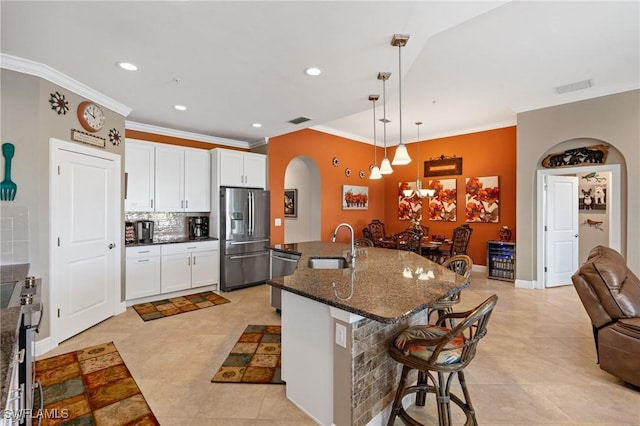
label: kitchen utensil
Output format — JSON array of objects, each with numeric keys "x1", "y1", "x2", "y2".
[{"x1": 1, "y1": 143, "x2": 17, "y2": 201}]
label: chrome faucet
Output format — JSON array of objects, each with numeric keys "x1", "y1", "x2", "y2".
[{"x1": 331, "y1": 223, "x2": 356, "y2": 263}]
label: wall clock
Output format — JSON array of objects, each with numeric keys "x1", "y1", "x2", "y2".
[{"x1": 77, "y1": 101, "x2": 106, "y2": 132}]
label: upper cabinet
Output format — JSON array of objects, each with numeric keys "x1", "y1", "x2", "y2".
[
  {"x1": 125, "y1": 140, "x2": 155, "y2": 211},
  {"x1": 125, "y1": 139, "x2": 210, "y2": 212},
  {"x1": 212, "y1": 148, "x2": 266, "y2": 189}
]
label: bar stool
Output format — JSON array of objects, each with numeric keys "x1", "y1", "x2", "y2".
[{"x1": 387, "y1": 294, "x2": 498, "y2": 426}]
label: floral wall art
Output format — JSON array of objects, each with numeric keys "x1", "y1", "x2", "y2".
[
  {"x1": 428, "y1": 179, "x2": 457, "y2": 222},
  {"x1": 465, "y1": 176, "x2": 500, "y2": 223},
  {"x1": 342, "y1": 185, "x2": 368, "y2": 210},
  {"x1": 398, "y1": 182, "x2": 422, "y2": 222}
]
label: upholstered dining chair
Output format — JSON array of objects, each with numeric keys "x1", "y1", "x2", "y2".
[
  {"x1": 427, "y1": 255, "x2": 473, "y2": 326},
  {"x1": 387, "y1": 294, "x2": 498, "y2": 426},
  {"x1": 436, "y1": 224, "x2": 473, "y2": 263}
]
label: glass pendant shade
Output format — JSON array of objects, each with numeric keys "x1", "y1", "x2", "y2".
[
  {"x1": 379, "y1": 158, "x2": 393, "y2": 174},
  {"x1": 392, "y1": 143, "x2": 411, "y2": 165},
  {"x1": 369, "y1": 166, "x2": 382, "y2": 179}
]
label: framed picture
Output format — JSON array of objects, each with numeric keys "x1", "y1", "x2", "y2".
[
  {"x1": 284, "y1": 189, "x2": 298, "y2": 217},
  {"x1": 465, "y1": 176, "x2": 499, "y2": 223},
  {"x1": 424, "y1": 156, "x2": 462, "y2": 177},
  {"x1": 398, "y1": 182, "x2": 422, "y2": 221},
  {"x1": 342, "y1": 185, "x2": 368, "y2": 210},
  {"x1": 428, "y1": 178, "x2": 457, "y2": 222}
]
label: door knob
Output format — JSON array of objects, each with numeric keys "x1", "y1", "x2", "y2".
[
  {"x1": 574, "y1": 234, "x2": 579, "y2": 238},
  {"x1": 108, "y1": 243, "x2": 116, "y2": 249}
]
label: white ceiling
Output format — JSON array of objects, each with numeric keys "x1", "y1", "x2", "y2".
[{"x1": 1, "y1": 1, "x2": 638, "y2": 146}]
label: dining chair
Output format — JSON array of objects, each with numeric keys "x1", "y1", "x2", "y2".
[
  {"x1": 387, "y1": 294, "x2": 498, "y2": 426},
  {"x1": 367, "y1": 220, "x2": 396, "y2": 248},
  {"x1": 436, "y1": 224, "x2": 473, "y2": 263},
  {"x1": 354, "y1": 238, "x2": 374, "y2": 247},
  {"x1": 427, "y1": 255, "x2": 473, "y2": 326},
  {"x1": 393, "y1": 230, "x2": 422, "y2": 253}
]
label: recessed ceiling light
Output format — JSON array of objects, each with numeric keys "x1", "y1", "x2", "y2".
[
  {"x1": 304, "y1": 67, "x2": 322, "y2": 76},
  {"x1": 117, "y1": 62, "x2": 138, "y2": 71},
  {"x1": 252, "y1": 123, "x2": 262, "y2": 128},
  {"x1": 174, "y1": 105, "x2": 187, "y2": 111}
]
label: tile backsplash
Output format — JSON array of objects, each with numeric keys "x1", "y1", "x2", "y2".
[
  {"x1": 0, "y1": 204, "x2": 29, "y2": 265},
  {"x1": 125, "y1": 212, "x2": 208, "y2": 240}
]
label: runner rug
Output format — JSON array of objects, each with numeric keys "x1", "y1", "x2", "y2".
[
  {"x1": 132, "y1": 291, "x2": 230, "y2": 321},
  {"x1": 33, "y1": 342, "x2": 159, "y2": 426},
  {"x1": 211, "y1": 325, "x2": 284, "y2": 384}
]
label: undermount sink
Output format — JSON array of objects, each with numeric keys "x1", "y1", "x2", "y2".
[{"x1": 308, "y1": 256, "x2": 350, "y2": 269}]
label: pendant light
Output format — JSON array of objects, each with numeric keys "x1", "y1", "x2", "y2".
[
  {"x1": 391, "y1": 34, "x2": 412, "y2": 166},
  {"x1": 369, "y1": 94, "x2": 382, "y2": 180},
  {"x1": 402, "y1": 122, "x2": 435, "y2": 198},
  {"x1": 378, "y1": 71, "x2": 393, "y2": 175}
]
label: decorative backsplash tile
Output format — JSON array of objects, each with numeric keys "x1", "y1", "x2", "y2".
[
  {"x1": 0, "y1": 204, "x2": 29, "y2": 265},
  {"x1": 125, "y1": 211, "x2": 208, "y2": 240}
]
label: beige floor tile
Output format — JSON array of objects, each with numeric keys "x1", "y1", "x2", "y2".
[{"x1": 36, "y1": 272, "x2": 640, "y2": 425}]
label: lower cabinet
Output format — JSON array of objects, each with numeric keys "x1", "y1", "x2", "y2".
[
  {"x1": 125, "y1": 240, "x2": 219, "y2": 302},
  {"x1": 161, "y1": 241, "x2": 219, "y2": 293},
  {"x1": 126, "y1": 246, "x2": 161, "y2": 300}
]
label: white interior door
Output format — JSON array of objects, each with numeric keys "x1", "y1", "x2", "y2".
[
  {"x1": 545, "y1": 175, "x2": 579, "y2": 287},
  {"x1": 52, "y1": 141, "x2": 120, "y2": 342}
]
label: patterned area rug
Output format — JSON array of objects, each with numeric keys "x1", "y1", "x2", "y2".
[
  {"x1": 132, "y1": 291, "x2": 230, "y2": 321},
  {"x1": 34, "y1": 342, "x2": 158, "y2": 426},
  {"x1": 212, "y1": 325, "x2": 284, "y2": 384}
]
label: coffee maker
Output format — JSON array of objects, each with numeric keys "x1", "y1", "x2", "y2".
[
  {"x1": 136, "y1": 220, "x2": 154, "y2": 243},
  {"x1": 188, "y1": 216, "x2": 209, "y2": 240}
]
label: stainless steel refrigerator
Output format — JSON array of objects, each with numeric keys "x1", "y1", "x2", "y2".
[{"x1": 220, "y1": 187, "x2": 270, "y2": 291}]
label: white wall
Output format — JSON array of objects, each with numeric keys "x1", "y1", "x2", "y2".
[{"x1": 284, "y1": 156, "x2": 321, "y2": 243}]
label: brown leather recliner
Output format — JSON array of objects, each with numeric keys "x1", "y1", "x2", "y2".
[{"x1": 571, "y1": 246, "x2": 640, "y2": 387}]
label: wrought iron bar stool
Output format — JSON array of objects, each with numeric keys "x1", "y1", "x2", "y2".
[
  {"x1": 387, "y1": 294, "x2": 498, "y2": 426},
  {"x1": 427, "y1": 255, "x2": 473, "y2": 327}
]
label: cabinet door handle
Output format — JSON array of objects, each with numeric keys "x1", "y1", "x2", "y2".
[
  {"x1": 181, "y1": 200, "x2": 184, "y2": 208},
  {"x1": 151, "y1": 199, "x2": 154, "y2": 209},
  {"x1": 138, "y1": 259, "x2": 150, "y2": 263},
  {"x1": 188, "y1": 257, "x2": 191, "y2": 266},
  {"x1": 186, "y1": 200, "x2": 189, "y2": 209},
  {"x1": 193, "y1": 256, "x2": 196, "y2": 265}
]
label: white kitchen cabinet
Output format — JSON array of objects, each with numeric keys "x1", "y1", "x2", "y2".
[
  {"x1": 155, "y1": 145, "x2": 210, "y2": 212},
  {"x1": 125, "y1": 139, "x2": 155, "y2": 211},
  {"x1": 161, "y1": 241, "x2": 219, "y2": 293},
  {"x1": 212, "y1": 148, "x2": 266, "y2": 189},
  {"x1": 125, "y1": 245, "x2": 161, "y2": 299}
]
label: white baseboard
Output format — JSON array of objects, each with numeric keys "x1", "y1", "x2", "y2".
[
  {"x1": 515, "y1": 279, "x2": 536, "y2": 289},
  {"x1": 35, "y1": 336, "x2": 56, "y2": 357},
  {"x1": 124, "y1": 285, "x2": 217, "y2": 307}
]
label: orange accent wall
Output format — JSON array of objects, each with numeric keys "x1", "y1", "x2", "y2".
[
  {"x1": 381, "y1": 126, "x2": 517, "y2": 265},
  {"x1": 269, "y1": 126, "x2": 516, "y2": 266},
  {"x1": 268, "y1": 129, "x2": 386, "y2": 244},
  {"x1": 125, "y1": 129, "x2": 249, "y2": 151}
]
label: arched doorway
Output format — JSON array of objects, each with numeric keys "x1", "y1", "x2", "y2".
[
  {"x1": 535, "y1": 139, "x2": 625, "y2": 288},
  {"x1": 284, "y1": 156, "x2": 321, "y2": 243}
]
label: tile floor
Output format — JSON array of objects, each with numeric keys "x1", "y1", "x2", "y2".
[{"x1": 39, "y1": 273, "x2": 640, "y2": 425}]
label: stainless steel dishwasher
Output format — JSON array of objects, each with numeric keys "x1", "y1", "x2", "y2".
[{"x1": 270, "y1": 249, "x2": 301, "y2": 311}]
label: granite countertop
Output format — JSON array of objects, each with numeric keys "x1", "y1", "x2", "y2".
[
  {"x1": 125, "y1": 236, "x2": 219, "y2": 247},
  {"x1": 267, "y1": 242, "x2": 469, "y2": 323},
  {"x1": 1, "y1": 263, "x2": 30, "y2": 411}
]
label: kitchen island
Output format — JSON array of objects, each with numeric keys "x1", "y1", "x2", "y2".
[{"x1": 267, "y1": 242, "x2": 469, "y2": 426}]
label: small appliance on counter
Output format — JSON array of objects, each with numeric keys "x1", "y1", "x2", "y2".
[
  {"x1": 136, "y1": 220, "x2": 154, "y2": 243},
  {"x1": 188, "y1": 216, "x2": 209, "y2": 240}
]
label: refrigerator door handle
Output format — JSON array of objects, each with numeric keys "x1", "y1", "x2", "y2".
[
  {"x1": 249, "y1": 191, "x2": 254, "y2": 235},
  {"x1": 229, "y1": 239, "x2": 270, "y2": 245},
  {"x1": 230, "y1": 253, "x2": 269, "y2": 260}
]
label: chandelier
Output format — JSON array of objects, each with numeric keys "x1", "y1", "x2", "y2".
[
  {"x1": 391, "y1": 34, "x2": 412, "y2": 166},
  {"x1": 403, "y1": 122, "x2": 435, "y2": 198}
]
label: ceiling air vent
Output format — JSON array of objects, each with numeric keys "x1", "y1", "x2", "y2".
[
  {"x1": 288, "y1": 116, "x2": 312, "y2": 125},
  {"x1": 554, "y1": 79, "x2": 592, "y2": 94}
]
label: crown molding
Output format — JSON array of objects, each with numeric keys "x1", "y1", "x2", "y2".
[
  {"x1": 125, "y1": 121, "x2": 251, "y2": 149},
  {"x1": 1, "y1": 53, "x2": 132, "y2": 117},
  {"x1": 311, "y1": 125, "x2": 373, "y2": 145}
]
